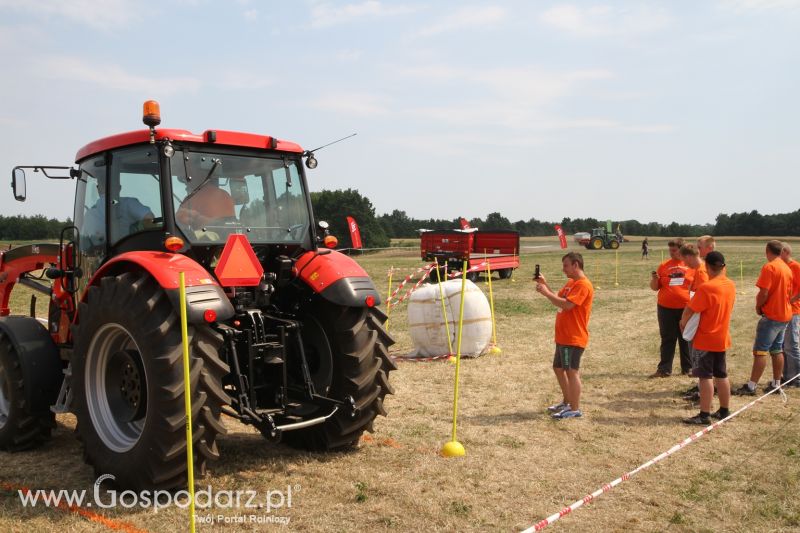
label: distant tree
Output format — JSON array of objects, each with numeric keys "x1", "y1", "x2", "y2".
[
  {"x1": 484, "y1": 212, "x2": 512, "y2": 230},
  {"x1": 311, "y1": 189, "x2": 389, "y2": 248}
]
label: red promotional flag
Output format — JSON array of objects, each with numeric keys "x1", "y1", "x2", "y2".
[
  {"x1": 346, "y1": 216, "x2": 363, "y2": 249},
  {"x1": 555, "y1": 224, "x2": 567, "y2": 249},
  {"x1": 459, "y1": 217, "x2": 471, "y2": 230}
]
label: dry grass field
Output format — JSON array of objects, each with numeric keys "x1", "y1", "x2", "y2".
[{"x1": 1, "y1": 236, "x2": 799, "y2": 532}]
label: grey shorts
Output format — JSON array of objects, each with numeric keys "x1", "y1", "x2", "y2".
[{"x1": 553, "y1": 344, "x2": 584, "y2": 370}]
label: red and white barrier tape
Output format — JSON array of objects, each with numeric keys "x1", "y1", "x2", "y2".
[
  {"x1": 521, "y1": 372, "x2": 800, "y2": 532},
  {"x1": 387, "y1": 264, "x2": 433, "y2": 303},
  {"x1": 391, "y1": 268, "x2": 433, "y2": 305}
]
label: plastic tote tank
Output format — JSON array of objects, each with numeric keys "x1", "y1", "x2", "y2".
[{"x1": 407, "y1": 279, "x2": 492, "y2": 357}]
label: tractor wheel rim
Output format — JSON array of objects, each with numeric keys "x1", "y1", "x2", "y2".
[
  {"x1": 86, "y1": 323, "x2": 147, "y2": 453},
  {"x1": 0, "y1": 365, "x2": 9, "y2": 428}
]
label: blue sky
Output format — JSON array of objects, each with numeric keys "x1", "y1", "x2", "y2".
[{"x1": 1, "y1": 0, "x2": 798, "y2": 225}]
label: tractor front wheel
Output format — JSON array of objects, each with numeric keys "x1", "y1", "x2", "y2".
[
  {"x1": 609, "y1": 240, "x2": 620, "y2": 250},
  {"x1": 282, "y1": 302, "x2": 395, "y2": 450},
  {"x1": 0, "y1": 333, "x2": 56, "y2": 450},
  {"x1": 72, "y1": 272, "x2": 229, "y2": 490}
]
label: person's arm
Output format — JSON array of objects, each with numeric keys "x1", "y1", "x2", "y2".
[
  {"x1": 755, "y1": 287, "x2": 769, "y2": 315},
  {"x1": 679, "y1": 307, "x2": 695, "y2": 331},
  {"x1": 536, "y1": 283, "x2": 576, "y2": 310}
]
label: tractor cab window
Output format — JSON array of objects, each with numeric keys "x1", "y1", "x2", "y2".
[
  {"x1": 108, "y1": 147, "x2": 163, "y2": 245},
  {"x1": 75, "y1": 155, "x2": 108, "y2": 275},
  {"x1": 171, "y1": 151, "x2": 311, "y2": 244}
]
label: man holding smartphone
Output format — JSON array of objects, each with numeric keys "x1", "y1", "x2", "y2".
[{"x1": 534, "y1": 252, "x2": 595, "y2": 419}]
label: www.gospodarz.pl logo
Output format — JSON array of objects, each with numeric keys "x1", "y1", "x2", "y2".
[{"x1": 17, "y1": 474, "x2": 298, "y2": 513}]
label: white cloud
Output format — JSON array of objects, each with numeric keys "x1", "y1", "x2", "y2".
[
  {"x1": 311, "y1": 92, "x2": 392, "y2": 116},
  {"x1": 335, "y1": 48, "x2": 364, "y2": 62},
  {"x1": 0, "y1": 0, "x2": 141, "y2": 30},
  {"x1": 540, "y1": 4, "x2": 671, "y2": 37},
  {"x1": 718, "y1": 0, "x2": 800, "y2": 11},
  {"x1": 309, "y1": 1, "x2": 417, "y2": 28},
  {"x1": 36, "y1": 56, "x2": 200, "y2": 95},
  {"x1": 214, "y1": 69, "x2": 272, "y2": 90},
  {"x1": 414, "y1": 6, "x2": 506, "y2": 37},
  {"x1": 243, "y1": 9, "x2": 258, "y2": 21}
]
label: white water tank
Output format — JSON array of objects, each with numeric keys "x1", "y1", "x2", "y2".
[{"x1": 407, "y1": 279, "x2": 492, "y2": 358}]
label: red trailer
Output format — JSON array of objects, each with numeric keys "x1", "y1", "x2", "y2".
[{"x1": 420, "y1": 229, "x2": 520, "y2": 281}]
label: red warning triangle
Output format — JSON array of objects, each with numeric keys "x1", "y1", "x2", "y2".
[{"x1": 214, "y1": 234, "x2": 264, "y2": 287}]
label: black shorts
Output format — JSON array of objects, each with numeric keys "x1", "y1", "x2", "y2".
[
  {"x1": 553, "y1": 344, "x2": 584, "y2": 370},
  {"x1": 694, "y1": 349, "x2": 727, "y2": 379}
]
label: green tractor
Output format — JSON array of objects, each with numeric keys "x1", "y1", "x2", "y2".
[{"x1": 585, "y1": 227, "x2": 623, "y2": 250}]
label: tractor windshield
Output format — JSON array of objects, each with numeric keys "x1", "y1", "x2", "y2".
[{"x1": 171, "y1": 151, "x2": 311, "y2": 244}]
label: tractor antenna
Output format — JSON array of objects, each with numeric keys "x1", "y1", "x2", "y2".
[{"x1": 303, "y1": 133, "x2": 357, "y2": 169}]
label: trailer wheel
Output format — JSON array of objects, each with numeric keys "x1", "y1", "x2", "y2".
[
  {"x1": 467, "y1": 271, "x2": 480, "y2": 282},
  {"x1": 498, "y1": 268, "x2": 513, "y2": 280},
  {"x1": 72, "y1": 272, "x2": 229, "y2": 490},
  {"x1": 0, "y1": 332, "x2": 56, "y2": 451},
  {"x1": 282, "y1": 303, "x2": 395, "y2": 450}
]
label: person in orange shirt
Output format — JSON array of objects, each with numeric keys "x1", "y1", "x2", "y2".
[
  {"x1": 176, "y1": 177, "x2": 236, "y2": 231},
  {"x1": 697, "y1": 235, "x2": 716, "y2": 261},
  {"x1": 734, "y1": 240, "x2": 793, "y2": 395},
  {"x1": 535, "y1": 252, "x2": 594, "y2": 420},
  {"x1": 680, "y1": 244, "x2": 708, "y2": 292},
  {"x1": 780, "y1": 243, "x2": 800, "y2": 387},
  {"x1": 679, "y1": 252, "x2": 735, "y2": 424},
  {"x1": 649, "y1": 238, "x2": 694, "y2": 377}
]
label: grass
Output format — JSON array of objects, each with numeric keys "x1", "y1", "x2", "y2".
[{"x1": 1, "y1": 236, "x2": 799, "y2": 531}]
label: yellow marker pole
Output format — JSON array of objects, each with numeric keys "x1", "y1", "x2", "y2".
[
  {"x1": 614, "y1": 249, "x2": 619, "y2": 287},
  {"x1": 441, "y1": 260, "x2": 468, "y2": 458},
  {"x1": 434, "y1": 259, "x2": 454, "y2": 358},
  {"x1": 485, "y1": 253, "x2": 501, "y2": 355},
  {"x1": 179, "y1": 272, "x2": 196, "y2": 533},
  {"x1": 740, "y1": 260, "x2": 744, "y2": 285},
  {"x1": 385, "y1": 267, "x2": 393, "y2": 332}
]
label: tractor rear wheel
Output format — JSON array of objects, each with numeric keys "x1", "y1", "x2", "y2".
[
  {"x1": 72, "y1": 272, "x2": 229, "y2": 490},
  {"x1": 590, "y1": 237, "x2": 604, "y2": 250},
  {"x1": 282, "y1": 302, "x2": 395, "y2": 450},
  {"x1": 0, "y1": 332, "x2": 56, "y2": 451}
]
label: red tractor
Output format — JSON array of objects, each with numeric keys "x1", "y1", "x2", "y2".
[{"x1": 0, "y1": 101, "x2": 394, "y2": 489}]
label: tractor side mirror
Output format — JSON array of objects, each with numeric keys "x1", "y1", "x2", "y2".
[{"x1": 12, "y1": 168, "x2": 26, "y2": 201}]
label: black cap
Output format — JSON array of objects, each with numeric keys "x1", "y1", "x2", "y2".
[{"x1": 706, "y1": 251, "x2": 725, "y2": 267}]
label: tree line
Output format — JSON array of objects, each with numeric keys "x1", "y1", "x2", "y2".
[
  {"x1": 0, "y1": 215, "x2": 72, "y2": 241},
  {"x1": 3, "y1": 190, "x2": 799, "y2": 246}
]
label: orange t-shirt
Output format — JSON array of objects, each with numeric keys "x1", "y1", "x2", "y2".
[
  {"x1": 555, "y1": 277, "x2": 594, "y2": 348},
  {"x1": 756, "y1": 258, "x2": 792, "y2": 322},
  {"x1": 177, "y1": 186, "x2": 235, "y2": 226},
  {"x1": 688, "y1": 275, "x2": 736, "y2": 351},
  {"x1": 690, "y1": 261, "x2": 708, "y2": 292},
  {"x1": 786, "y1": 260, "x2": 800, "y2": 315},
  {"x1": 656, "y1": 259, "x2": 693, "y2": 309}
]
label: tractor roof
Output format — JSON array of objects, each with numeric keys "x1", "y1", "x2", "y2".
[{"x1": 75, "y1": 128, "x2": 304, "y2": 162}]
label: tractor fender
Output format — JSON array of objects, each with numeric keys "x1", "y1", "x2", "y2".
[
  {"x1": 0, "y1": 316, "x2": 63, "y2": 414},
  {"x1": 295, "y1": 250, "x2": 381, "y2": 307},
  {"x1": 85, "y1": 252, "x2": 234, "y2": 324}
]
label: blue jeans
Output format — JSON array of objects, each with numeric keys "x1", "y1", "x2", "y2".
[
  {"x1": 753, "y1": 316, "x2": 789, "y2": 355},
  {"x1": 783, "y1": 314, "x2": 800, "y2": 382}
]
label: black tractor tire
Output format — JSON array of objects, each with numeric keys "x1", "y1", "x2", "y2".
[
  {"x1": 498, "y1": 268, "x2": 513, "y2": 280},
  {"x1": 282, "y1": 302, "x2": 395, "y2": 450},
  {"x1": 609, "y1": 239, "x2": 620, "y2": 250},
  {"x1": 590, "y1": 237, "x2": 604, "y2": 250},
  {"x1": 71, "y1": 272, "x2": 229, "y2": 490},
  {"x1": 0, "y1": 332, "x2": 56, "y2": 451}
]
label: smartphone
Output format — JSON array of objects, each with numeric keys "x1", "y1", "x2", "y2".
[{"x1": 533, "y1": 264, "x2": 541, "y2": 280}]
